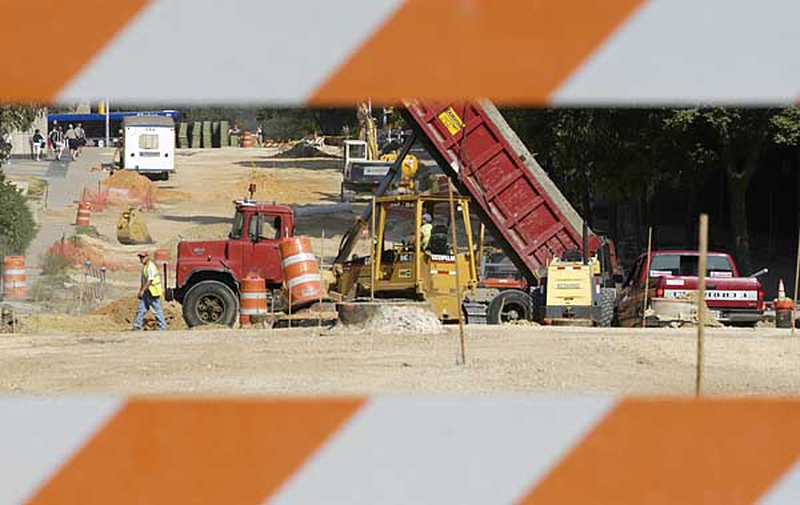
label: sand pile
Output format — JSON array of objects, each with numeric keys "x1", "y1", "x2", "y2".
[
  {"x1": 337, "y1": 302, "x2": 445, "y2": 335},
  {"x1": 269, "y1": 141, "x2": 337, "y2": 159},
  {"x1": 105, "y1": 171, "x2": 156, "y2": 207},
  {"x1": 161, "y1": 222, "x2": 232, "y2": 254},
  {"x1": 92, "y1": 296, "x2": 187, "y2": 330}
]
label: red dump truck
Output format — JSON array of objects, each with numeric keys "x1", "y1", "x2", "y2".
[{"x1": 615, "y1": 250, "x2": 765, "y2": 326}]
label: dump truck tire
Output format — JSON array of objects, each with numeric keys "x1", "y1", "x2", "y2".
[
  {"x1": 487, "y1": 290, "x2": 532, "y2": 324},
  {"x1": 182, "y1": 280, "x2": 239, "y2": 327},
  {"x1": 596, "y1": 287, "x2": 616, "y2": 327}
]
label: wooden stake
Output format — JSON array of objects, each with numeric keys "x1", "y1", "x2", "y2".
[
  {"x1": 793, "y1": 228, "x2": 800, "y2": 338},
  {"x1": 641, "y1": 226, "x2": 653, "y2": 328},
  {"x1": 370, "y1": 197, "x2": 376, "y2": 300},
  {"x1": 448, "y1": 183, "x2": 467, "y2": 365},
  {"x1": 696, "y1": 214, "x2": 709, "y2": 397}
]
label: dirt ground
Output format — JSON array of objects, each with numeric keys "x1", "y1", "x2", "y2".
[
  {"x1": 2, "y1": 325, "x2": 800, "y2": 396},
  {"x1": 7, "y1": 147, "x2": 800, "y2": 397}
]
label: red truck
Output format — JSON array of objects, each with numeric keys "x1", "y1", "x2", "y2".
[
  {"x1": 170, "y1": 200, "x2": 294, "y2": 327},
  {"x1": 615, "y1": 250, "x2": 765, "y2": 327}
]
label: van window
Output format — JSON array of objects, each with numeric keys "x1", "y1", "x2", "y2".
[{"x1": 139, "y1": 134, "x2": 159, "y2": 150}]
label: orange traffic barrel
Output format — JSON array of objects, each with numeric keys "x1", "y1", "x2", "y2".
[
  {"x1": 153, "y1": 249, "x2": 170, "y2": 267},
  {"x1": 75, "y1": 201, "x2": 91, "y2": 226},
  {"x1": 239, "y1": 276, "x2": 268, "y2": 325},
  {"x1": 775, "y1": 299, "x2": 795, "y2": 329},
  {"x1": 241, "y1": 131, "x2": 254, "y2": 148},
  {"x1": 280, "y1": 236, "x2": 324, "y2": 309},
  {"x1": 2, "y1": 256, "x2": 26, "y2": 299}
]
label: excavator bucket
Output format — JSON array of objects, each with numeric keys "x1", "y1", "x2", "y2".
[{"x1": 117, "y1": 206, "x2": 153, "y2": 245}]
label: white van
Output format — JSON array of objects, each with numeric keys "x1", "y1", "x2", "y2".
[{"x1": 123, "y1": 115, "x2": 175, "y2": 180}]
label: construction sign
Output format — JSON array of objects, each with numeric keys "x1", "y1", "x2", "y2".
[
  {"x1": 3, "y1": 397, "x2": 800, "y2": 504},
  {"x1": 3, "y1": 0, "x2": 800, "y2": 105}
]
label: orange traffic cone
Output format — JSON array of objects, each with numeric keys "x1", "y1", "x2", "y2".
[{"x1": 778, "y1": 279, "x2": 787, "y2": 300}]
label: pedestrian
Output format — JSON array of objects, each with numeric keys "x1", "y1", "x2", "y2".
[
  {"x1": 1, "y1": 132, "x2": 12, "y2": 165},
  {"x1": 255, "y1": 125, "x2": 263, "y2": 147},
  {"x1": 75, "y1": 122, "x2": 86, "y2": 157},
  {"x1": 49, "y1": 126, "x2": 65, "y2": 160},
  {"x1": 64, "y1": 123, "x2": 78, "y2": 161},
  {"x1": 31, "y1": 129, "x2": 44, "y2": 161},
  {"x1": 133, "y1": 251, "x2": 167, "y2": 331}
]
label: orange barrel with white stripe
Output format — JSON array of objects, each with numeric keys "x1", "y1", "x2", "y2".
[
  {"x1": 75, "y1": 201, "x2": 91, "y2": 226},
  {"x1": 2, "y1": 256, "x2": 26, "y2": 299},
  {"x1": 239, "y1": 276, "x2": 268, "y2": 325},
  {"x1": 241, "y1": 131, "x2": 254, "y2": 148},
  {"x1": 153, "y1": 249, "x2": 170, "y2": 267},
  {"x1": 280, "y1": 236, "x2": 324, "y2": 309}
]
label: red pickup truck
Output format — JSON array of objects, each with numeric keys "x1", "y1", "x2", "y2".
[{"x1": 616, "y1": 250, "x2": 765, "y2": 327}]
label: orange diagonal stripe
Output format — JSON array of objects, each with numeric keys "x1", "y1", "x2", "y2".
[
  {"x1": 28, "y1": 398, "x2": 364, "y2": 505},
  {"x1": 310, "y1": 0, "x2": 645, "y2": 105},
  {"x1": 519, "y1": 399, "x2": 800, "y2": 504},
  {"x1": 1, "y1": 0, "x2": 150, "y2": 103}
]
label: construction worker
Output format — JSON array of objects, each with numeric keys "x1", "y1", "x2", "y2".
[
  {"x1": 420, "y1": 213, "x2": 433, "y2": 250},
  {"x1": 133, "y1": 251, "x2": 167, "y2": 331}
]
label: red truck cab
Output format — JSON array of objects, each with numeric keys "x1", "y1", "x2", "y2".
[
  {"x1": 172, "y1": 200, "x2": 294, "y2": 326},
  {"x1": 616, "y1": 250, "x2": 764, "y2": 327}
]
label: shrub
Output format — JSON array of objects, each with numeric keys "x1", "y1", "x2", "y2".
[{"x1": 0, "y1": 174, "x2": 37, "y2": 257}]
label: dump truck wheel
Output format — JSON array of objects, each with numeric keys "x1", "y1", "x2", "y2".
[
  {"x1": 596, "y1": 287, "x2": 616, "y2": 327},
  {"x1": 487, "y1": 290, "x2": 532, "y2": 324},
  {"x1": 182, "y1": 280, "x2": 238, "y2": 327}
]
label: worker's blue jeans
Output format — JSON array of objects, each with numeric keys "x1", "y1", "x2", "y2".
[{"x1": 133, "y1": 292, "x2": 167, "y2": 330}]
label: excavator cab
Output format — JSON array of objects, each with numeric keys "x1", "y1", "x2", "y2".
[{"x1": 334, "y1": 194, "x2": 478, "y2": 322}]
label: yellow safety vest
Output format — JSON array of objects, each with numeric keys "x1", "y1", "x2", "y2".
[
  {"x1": 420, "y1": 223, "x2": 433, "y2": 250},
  {"x1": 142, "y1": 260, "x2": 163, "y2": 297}
]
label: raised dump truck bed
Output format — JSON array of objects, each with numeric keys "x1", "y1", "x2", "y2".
[{"x1": 402, "y1": 100, "x2": 589, "y2": 283}]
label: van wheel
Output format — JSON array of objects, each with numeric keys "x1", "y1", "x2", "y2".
[
  {"x1": 596, "y1": 288, "x2": 616, "y2": 327},
  {"x1": 487, "y1": 290, "x2": 532, "y2": 324},
  {"x1": 182, "y1": 280, "x2": 239, "y2": 327}
]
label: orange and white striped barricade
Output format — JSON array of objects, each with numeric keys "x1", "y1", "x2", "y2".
[
  {"x1": 239, "y1": 276, "x2": 268, "y2": 326},
  {"x1": 280, "y1": 237, "x2": 324, "y2": 310},
  {"x1": 2, "y1": 256, "x2": 26, "y2": 299}
]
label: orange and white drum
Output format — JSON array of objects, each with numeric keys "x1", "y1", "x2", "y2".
[
  {"x1": 2, "y1": 256, "x2": 26, "y2": 299},
  {"x1": 280, "y1": 237, "x2": 324, "y2": 309},
  {"x1": 153, "y1": 249, "x2": 170, "y2": 267},
  {"x1": 75, "y1": 201, "x2": 91, "y2": 226},
  {"x1": 240, "y1": 131, "x2": 254, "y2": 148},
  {"x1": 239, "y1": 276, "x2": 268, "y2": 325}
]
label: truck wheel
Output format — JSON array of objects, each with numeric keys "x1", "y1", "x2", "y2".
[
  {"x1": 487, "y1": 290, "x2": 532, "y2": 324},
  {"x1": 182, "y1": 280, "x2": 239, "y2": 327},
  {"x1": 596, "y1": 287, "x2": 616, "y2": 327}
]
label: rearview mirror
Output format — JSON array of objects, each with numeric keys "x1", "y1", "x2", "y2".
[{"x1": 749, "y1": 267, "x2": 769, "y2": 278}]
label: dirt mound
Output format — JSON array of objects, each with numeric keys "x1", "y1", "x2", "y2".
[
  {"x1": 92, "y1": 296, "x2": 187, "y2": 330},
  {"x1": 105, "y1": 171, "x2": 157, "y2": 207},
  {"x1": 269, "y1": 141, "x2": 338, "y2": 159},
  {"x1": 337, "y1": 302, "x2": 445, "y2": 335},
  {"x1": 161, "y1": 222, "x2": 232, "y2": 255}
]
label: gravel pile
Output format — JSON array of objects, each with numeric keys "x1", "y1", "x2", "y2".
[{"x1": 339, "y1": 302, "x2": 445, "y2": 335}]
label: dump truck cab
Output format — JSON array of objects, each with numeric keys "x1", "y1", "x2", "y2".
[{"x1": 172, "y1": 200, "x2": 294, "y2": 327}]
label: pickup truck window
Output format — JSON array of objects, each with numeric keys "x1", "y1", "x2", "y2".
[{"x1": 650, "y1": 254, "x2": 733, "y2": 277}]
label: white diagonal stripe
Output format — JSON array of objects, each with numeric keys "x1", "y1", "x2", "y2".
[
  {"x1": 270, "y1": 396, "x2": 615, "y2": 505},
  {"x1": 58, "y1": 0, "x2": 403, "y2": 104},
  {"x1": 0, "y1": 397, "x2": 123, "y2": 504},
  {"x1": 554, "y1": 0, "x2": 800, "y2": 105},
  {"x1": 760, "y1": 458, "x2": 800, "y2": 505}
]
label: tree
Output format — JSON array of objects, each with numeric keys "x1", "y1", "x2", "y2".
[
  {"x1": 0, "y1": 106, "x2": 40, "y2": 166},
  {"x1": 667, "y1": 107, "x2": 800, "y2": 273},
  {"x1": 0, "y1": 106, "x2": 41, "y2": 256}
]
